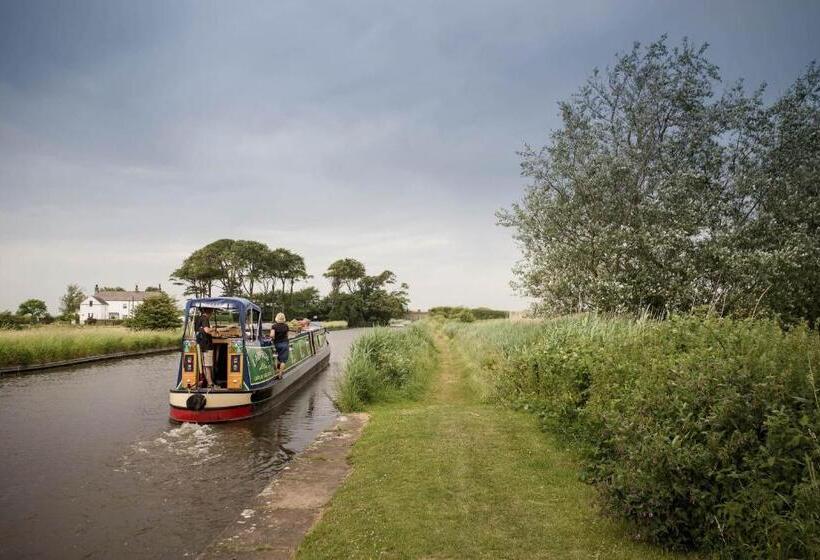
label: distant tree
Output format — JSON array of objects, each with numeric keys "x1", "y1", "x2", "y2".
[
  {"x1": 322, "y1": 262, "x2": 409, "y2": 326},
  {"x1": 59, "y1": 284, "x2": 85, "y2": 321},
  {"x1": 100, "y1": 286, "x2": 126, "y2": 292},
  {"x1": 172, "y1": 240, "x2": 309, "y2": 302},
  {"x1": 144, "y1": 286, "x2": 161, "y2": 292},
  {"x1": 17, "y1": 299, "x2": 49, "y2": 322},
  {"x1": 129, "y1": 293, "x2": 182, "y2": 330},
  {"x1": 324, "y1": 258, "x2": 366, "y2": 293}
]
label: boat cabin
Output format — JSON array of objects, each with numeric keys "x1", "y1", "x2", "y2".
[{"x1": 176, "y1": 297, "x2": 328, "y2": 391}]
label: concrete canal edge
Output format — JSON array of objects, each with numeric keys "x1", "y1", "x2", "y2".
[
  {"x1": 0, "y1": 346, "x2": 177, "y2": 375},
  {"x1": 198, "y1": 412, "x2": 370, "y2": 560}
]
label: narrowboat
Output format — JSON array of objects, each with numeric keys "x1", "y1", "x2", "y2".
[{"x1": 169, "y1": 297, "x2": 331, "y2": 423}]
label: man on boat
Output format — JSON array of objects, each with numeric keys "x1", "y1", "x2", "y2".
[{"x1": 195, "y1": 308, "x2": 218, "y2": 388}]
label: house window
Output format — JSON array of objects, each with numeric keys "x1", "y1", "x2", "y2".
[
  {"x1": 123, "y1": 304, "x2": 127, "y2": 309},
  {"x1": 89, "y1": 300, "x2": 93, "y2": 307}
]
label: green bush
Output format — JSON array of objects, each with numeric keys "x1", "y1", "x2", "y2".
[
  {"x1": 336, "y1": 324, "x2": 437, "y2": 411},
  {"x1": 129, "y1": 293, "x2": 182, "y2": 330},
  {"x1": 449, "y1": 315, "x2": 820, "y2": 558}
]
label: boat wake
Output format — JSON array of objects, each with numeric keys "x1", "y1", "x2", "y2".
[{"x1": 117, "y1": 423, "x2": 222, "y2": 475}]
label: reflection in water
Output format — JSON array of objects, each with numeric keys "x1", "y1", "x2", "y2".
[{"x1": 0, "y1": 329, "x2": 364, "y2": 560}]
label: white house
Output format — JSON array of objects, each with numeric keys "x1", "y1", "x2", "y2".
[{"x1": 79, "y1": 287, "x2": 154, "y2": 323}]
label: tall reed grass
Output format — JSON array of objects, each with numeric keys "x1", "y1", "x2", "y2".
[
  {"x1": 446, "y1": 314, "x2": 820, "y2": 558},
  {"x1": 336, "y1": 324, "x2": 437, "y2": 411},
  {"x1": 0, "y1": 326, "x2": 179, "y2": 367}
]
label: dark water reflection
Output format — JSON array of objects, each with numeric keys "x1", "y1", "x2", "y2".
[{"x1": 0, "y1": 329, "x2": 365, "y2": 560}]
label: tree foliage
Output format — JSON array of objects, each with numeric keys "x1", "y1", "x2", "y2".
[
  {"x1": 17, "y1": 299, "x2": 49, "y2": 323},
  {"x1": 499, "y1": 37, "x2": 819, "y2": 325},
  {"x1": 128, "y1": 292, "x2": 182, "y2": 330},
  {"x1": 58, "y1": 284, "x2": 85, "y2": 321},
  {"x1": 171, "y1": 240, "x2": 308, "y2": 304},
  {"x1": 324, "y1": 258, "x2": 366, "y2": 293},
  {"x1": 324, "y1": 262, "x2": 409, "y2": 326}
]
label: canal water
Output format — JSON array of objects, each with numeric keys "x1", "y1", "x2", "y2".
[{"x1": 0, "y1": 329, "x2": 365, "y2": 560}]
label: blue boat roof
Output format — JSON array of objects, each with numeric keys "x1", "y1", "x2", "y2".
[{"x1": 184, "y1": 297, "x2": 260, "y2": 313}]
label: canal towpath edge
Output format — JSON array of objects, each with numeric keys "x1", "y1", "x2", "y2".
[{"x1": 197, "y1": 412, "x2": 370, "y2": 560}]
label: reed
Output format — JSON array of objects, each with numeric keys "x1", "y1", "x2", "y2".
[
  {"x1": 446, "y1": 314, "x2": 820, "y2": 558},
  {"x1": 0, "y1": 325, "x2": 179, "y2": 367},
  {"x1": 336, "y1": 323, "x2": 437, "y2": 411}
]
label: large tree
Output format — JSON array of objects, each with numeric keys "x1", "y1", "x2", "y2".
[{"x1": 499, "y1": 37, "x2": 819, "y2": 324}]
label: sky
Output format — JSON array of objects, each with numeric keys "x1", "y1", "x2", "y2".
[{"x1": 0, "y1": 1, "x2": 818, "y2": 314}]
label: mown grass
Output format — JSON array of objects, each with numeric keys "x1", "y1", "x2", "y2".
[
  {"x1": 0, "y1": 325, "x2": 179, "y2": 367},
  {"x1": 299, "y1": 329, "x2": 694, "y2": 559},
  {"x1": 335, "y1": 324, "x2": 437, "y2": 411},
  {"x1": 445, "y1": 315, "x2": 820, "y2": 558}
]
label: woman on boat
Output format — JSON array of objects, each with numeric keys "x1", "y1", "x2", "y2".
[{"x1": 272, "y1": 312, "x2": 290, "y2": 376}]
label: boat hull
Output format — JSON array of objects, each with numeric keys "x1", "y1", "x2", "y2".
[{"x1": 169, "y1": 345, "x2": 330, "y2": 423}]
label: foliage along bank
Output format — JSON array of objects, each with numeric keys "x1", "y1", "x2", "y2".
[{"x1": 445, "y1": 315, "x2": 820, "y2": 558}]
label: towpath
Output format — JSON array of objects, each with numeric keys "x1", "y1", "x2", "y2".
[{"x1": 296, "y1": 333, "x2": 697, "y2": 559}]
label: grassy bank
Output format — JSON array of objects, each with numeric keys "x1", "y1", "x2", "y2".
[
  {"x1": 0, "y1": 326, "x2": 179, "y2": 367},
  {"x1": 445, "y1": 315, "x2": 820, "y2": 558},
  {"x1": 299, "y1": 326, "x2": 693, "y2": 559},
  {"x1": 335, "y1": 324, "x2": 437, "y2": 411}
]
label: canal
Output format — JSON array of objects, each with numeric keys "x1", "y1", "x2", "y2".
[{"x1": 0, "y1": 329, "x2": 365, "y2": 560}]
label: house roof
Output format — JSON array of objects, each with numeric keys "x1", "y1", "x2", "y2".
[{"x1": 94, "y1": 290, "x2": 154, "y2": 303}]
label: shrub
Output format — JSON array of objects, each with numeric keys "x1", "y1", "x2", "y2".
[
  {"x1": 129, "y1": 293, "x2": 182, "y2": 330},
  {"x1": 0, "y1": 311, "x2": 30, "y2": 330},
  {"x1": 336, "y1": 324, "x2": 437, "y2": 411},
  {"x1": 449, "y1": 315, "x2": 820, "y2": 558}
]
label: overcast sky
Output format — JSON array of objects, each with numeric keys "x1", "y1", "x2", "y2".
[{"x1": 0, "y1": 1, "x2": 818, "y2": 313}]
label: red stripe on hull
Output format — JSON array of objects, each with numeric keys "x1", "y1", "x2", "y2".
[{"x1": 169, "y1": 404, "x2": 254, "y2": 423}]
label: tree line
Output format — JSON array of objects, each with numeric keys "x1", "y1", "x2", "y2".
[
  {"x1": 171, "y1": 239, "x2": 409, "y2": 327},
  {"x1": 499, "y1": 36, "x2": 819, "y2": 325}
]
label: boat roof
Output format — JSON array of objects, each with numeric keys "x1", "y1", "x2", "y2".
[{"x1": 184, "y1": 297, "x2": 261, "y2": 313}]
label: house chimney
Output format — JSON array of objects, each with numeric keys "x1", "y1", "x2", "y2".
[
  {"x1": 95, "y1": 284, "x2": 99, "y2": 293},
  {"x1": 135, "y1": 284, "x2": 139, "y2": 292}
]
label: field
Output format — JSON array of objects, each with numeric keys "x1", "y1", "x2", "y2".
[{"x1": 0, "y1": 326, "x2": 179, "y2": 367}]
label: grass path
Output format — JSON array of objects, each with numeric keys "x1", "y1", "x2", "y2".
[{"x1": 297, "y1": 333, "x2": 696, "y2": 559}]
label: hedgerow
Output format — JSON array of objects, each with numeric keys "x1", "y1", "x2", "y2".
[{"x1": 448, "y1": 315, "x2": 820, "y2": 558}]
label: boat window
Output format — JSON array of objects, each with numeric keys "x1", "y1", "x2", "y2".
[{"x1": 184, "y1": 306, "x2": 242, "y2": 339}]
